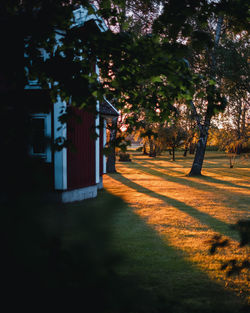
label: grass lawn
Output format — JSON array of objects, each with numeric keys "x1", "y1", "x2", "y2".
[{"x1": 101, "y1": 150, "x2": 250, "y2": 312}]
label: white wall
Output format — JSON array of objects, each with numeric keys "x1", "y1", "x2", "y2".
[
  {"x1": 54, "y1": 96, "x2": 67, "y2": 190},
  {"x1": 95, "y1": 101, "x2": 100, "y2": 184}
]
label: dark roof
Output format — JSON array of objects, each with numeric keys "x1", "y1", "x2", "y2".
[{"x1": 99, "y1": 98, "x2": 119, "y2": 117}]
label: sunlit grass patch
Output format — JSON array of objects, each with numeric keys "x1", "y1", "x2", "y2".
[
  {"x1": 109, "y1": 193, "x2": 246, "y2": 312},
  {"x1": 104, "y1": 150, "x2": 250, "y2": 308}
]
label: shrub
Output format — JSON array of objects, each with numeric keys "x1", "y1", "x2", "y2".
[{"x1": 119, "y1": 152, "x2": 131, "y2": 162}]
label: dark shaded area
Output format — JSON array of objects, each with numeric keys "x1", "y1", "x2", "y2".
[
  {"x1": 99, "y1": 98, "x2": 119, "y2": 118},
  {"x1": 0, "y1": 124, "x2": 172, "y2": 313},
  {"x1": 209, "y1": 221, "x2": 250, "y2": 277},
  {"x1": 23, "y1": 89, "x2": 52, "y2": 113},
  {"x1": 0, "y1": 193, "x2": 164, "y2": 312}
]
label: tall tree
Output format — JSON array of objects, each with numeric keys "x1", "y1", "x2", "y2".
[
  {"x1": 188, "y1": 15, "x2": 226, "y2": 176},
  {"x1": 152, "y1": 0, "x2": 249, "y2": 176}
]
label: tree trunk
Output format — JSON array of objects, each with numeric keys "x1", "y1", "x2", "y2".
[
  {"x1": 241, "y1": 102, "x2": 247, "y2": 136},
  {"x1": 106, "y1": 117, "x2": 118, "y2": 173},
  {"x1": 188, "y1": 16, "x2": 223, "y2": 176},
  {"x1": 142, "y1": 143, "x2": 147, "y2": 155},
  {"x1": 149, "y1": 137, "x2": 154, "y2": 157},
  {"x1": 189, "y1": 143, "x2": 196, "y2": 154},
  {"x1": 229, "y1": 155, "x2": 234, "y2": 168},
  {"x1": 183, "y1": 143, "x2": 188, "y2": 156},
  {"x1": 188, "y1": 125, "x2": 209, "y2": 176},
  {"x1": 172, "y1": 147, "x2": 175, "y2": 161},
  {"x1": 236, "y1": 99, "x2": 242, "y2": 140}
]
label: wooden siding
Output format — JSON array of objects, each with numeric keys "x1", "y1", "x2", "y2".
[{"x1": 67, "y1": 108, "x2": 96, "y2": 190}]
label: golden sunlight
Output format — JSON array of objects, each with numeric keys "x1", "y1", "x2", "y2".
[{"x1": 104, "y1": 151, "x2": 250, "y2": 302}]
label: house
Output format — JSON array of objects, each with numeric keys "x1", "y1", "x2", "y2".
[{"x1": 24, "y1": 5, "x2": 119, "y2": 203}]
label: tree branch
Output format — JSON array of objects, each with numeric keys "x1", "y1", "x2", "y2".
[{"x1": 211, "y1": 16, "x2": 223, "y2": 75}]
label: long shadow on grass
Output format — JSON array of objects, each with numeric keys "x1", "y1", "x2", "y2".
[
  {"x1": 104, "y1": 188, "x2": 249, "y2": 313},
  {"x1": 109, "y1": 173, "x2": 240, "y2": 242},
  {"x1": 142, "y1": 157, "x2": 250, "y2": 179},
  {"x1": 129, "y1": 159, "x2": 250, "y2": 192},
  {"x1": 133, "y1": 154, "x2": 250, "y2": 178},
  {"x1": 202, "y1": 167, "x2": 250, "y2": 181},
  {"x1": 134, "y1": 156, "x2": 194, "y2": 167}
]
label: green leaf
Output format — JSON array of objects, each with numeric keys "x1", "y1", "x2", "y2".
[
  {"x1": 92, "y1": 90, "x2": 98, "y2": 97},
  {"x1": 209, "y1": 79, "x2": 216, "y2": 86},
  {"x1": 88, "y1": 7, "x2": 95, "y2": 15},
  {"x1": 196, "y1": 91, "x2": 205, "y2": 98},
  {"x1": 151, "y1": 76, "x2": 162, "y2": 83}
]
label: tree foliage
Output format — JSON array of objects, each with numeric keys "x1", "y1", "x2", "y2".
[
  {"x1": 151, "y1": 0, "x2": 249, "y2": 175},
  {"x1": 1, "y1": 0, "x2": 249, "y2": 309},
  {"x1": 96, "y1": 0, "x2": 249, "y2": 175}
]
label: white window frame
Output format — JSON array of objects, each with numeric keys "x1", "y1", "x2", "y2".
[{"x1": 30, "y1": 113, "x2": 52, "y2": 163}]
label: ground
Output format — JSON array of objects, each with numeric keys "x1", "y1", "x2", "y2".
[{"x1": 103, "y1": 150, "x2": 250, "y2": 311}]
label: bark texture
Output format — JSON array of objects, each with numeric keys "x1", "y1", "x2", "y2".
[
  {"x1": 188, "y1": 16, "x2": 223, "y2": 176},
  {"x1": 188, "y1": 125, "x2": 209, "y2": 176}
]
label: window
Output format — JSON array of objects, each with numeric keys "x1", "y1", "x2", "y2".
[{"x1": 30, "y1": 113, "x2": 52, "y2": 163}]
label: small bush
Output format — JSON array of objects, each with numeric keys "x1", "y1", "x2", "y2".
[
  {"x1": 119, "y1": 152, "x2": 131, "y2": 162},
  {"x1": 206, "y1": 145, "x2": 219, "y2": 151}
]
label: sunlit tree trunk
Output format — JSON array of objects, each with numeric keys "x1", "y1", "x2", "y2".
[
  {"x1": 188, "y1": 121, "x2": 210, "y2": 176},
  {"x1": 188, "y1": 16, "x2": 223, "y2": 176},
  {"x1": 241, "y1": 102, "x2": 246, "y2": 137},
  {"x1": 236, "y1": 99, "x2": 242, "y2": 140},
  {"x1": 236, "y1": 100, "x2": 247, "y2": 154},
  {"x1": 106, "y1": 117, "x2": 118, "y2": 173}
]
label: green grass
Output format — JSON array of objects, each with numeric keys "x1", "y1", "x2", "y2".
[
  {"x1": 4, "y1": 151, "x2": 248, "y2": 312},
  {"x1": 106, "y1": 189, "x2": 247, "y2": 313},
  {"x1": 62, "y1": 185, "x2": 249, "y2": 313},
  {"x1": 101, "y1": 150, "x2": 250, "y2": 312},
  {"x1": 17, "y1": 150, "x2": 246, "y2": 312}
]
